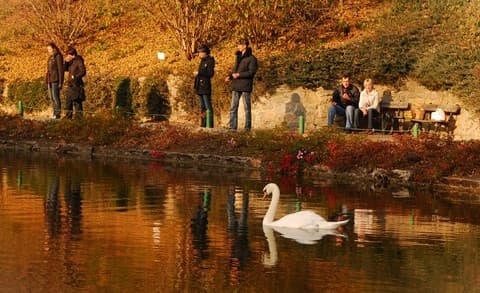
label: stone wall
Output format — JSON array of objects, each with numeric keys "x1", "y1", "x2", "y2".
[
  {"x1": 226, "y1": 80, "x2": 479, "y2": 140},
  {"x1": 166, "y1": 78, "x2": 479, "y2": 140}
]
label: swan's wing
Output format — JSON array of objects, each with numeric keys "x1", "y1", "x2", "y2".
[
  {"x1": 270, "y1": 210, "x2": 326, "y2": 228},
  {"x1": 271, "y1": 210, "x2": 350, "y2": 229}
]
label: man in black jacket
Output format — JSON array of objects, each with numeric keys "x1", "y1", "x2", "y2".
[
  {"x1": 64, "y1": 47, "x2": 86, "y2": 119},
  {"x1": 194, "y1": 45, "x2": 215, "y2": 127},
  {"x1": 225, "y1": 39, "x2": 258, "y2": 131},
  {"x1": 327, "y1": 75, "x2": 360, "y2": 131}
]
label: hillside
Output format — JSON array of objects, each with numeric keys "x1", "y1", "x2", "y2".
[{"x1": 1, "y1": 0, "x2": 480, "y2": 120}]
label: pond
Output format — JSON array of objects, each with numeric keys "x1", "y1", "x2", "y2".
[{"x1": 1, "y1": 150, "x2": 479, "y2": 292}]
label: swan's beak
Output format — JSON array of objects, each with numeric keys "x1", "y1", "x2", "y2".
[{"x1": 262, "y1": 190, "x2": 269, "y2": 199}]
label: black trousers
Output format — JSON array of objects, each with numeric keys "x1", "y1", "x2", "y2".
[{"x1": 65, "y1": 98, "x2": 83, "y2": 119}]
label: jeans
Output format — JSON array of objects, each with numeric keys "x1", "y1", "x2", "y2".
[
  {"x1": 229, "y1": 91, "x2": 251, "y2": 130},
  {"x1": 354, "y1": 108, "x2": 379, "y2": 129},
  {"x1": 327, "y1": 104, "x2": 354, "y2": 129},
  {"x1": 199, "y1": 94, "x2": 214, "y2": 127},
  {"x1": 48, "y1": 82, "x2": 61, "y2": 118}
]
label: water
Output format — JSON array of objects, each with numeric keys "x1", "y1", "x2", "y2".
[{"x1": 1, "y1": 150, "x2": 480, "y2": 292}]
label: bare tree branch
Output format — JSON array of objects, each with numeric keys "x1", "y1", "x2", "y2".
[{"x1": 23, "y1": 0, "x2": 96, "y2": 49}]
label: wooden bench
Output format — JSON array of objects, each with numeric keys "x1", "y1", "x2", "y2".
[
  {"x1": 410, "y1": 104, "x2": 461, "y2": 135},
  {"x1": 380, "y1": 101, "x2": 410, "y2": 132},
  {"x1": 334, "y1": 101, "x2": 410, "y2": 131}
]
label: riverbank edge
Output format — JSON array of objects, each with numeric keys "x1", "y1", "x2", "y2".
[{"x1": 2, "y1": 139, "x2": 480, "y2": 197}]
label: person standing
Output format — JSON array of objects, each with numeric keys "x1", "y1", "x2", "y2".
[
  {"x1": 327, "y1": 75, "x2": 360, "y2": 132},
  {"x1": 354, "y1": 78, "x2": 380, "y2": 132},
  {"x1": 194, "y1": 45, "x2": 215, "y2": 127},
  {"x1": 225, "y1": 39, "x2": 258, "y2": 131},
  {"x1": 46, "y1": 42, "x2": 64, "y2": 119},
  {"x1": 64, "y1": 47, "x2": 86, "y2": 119}
]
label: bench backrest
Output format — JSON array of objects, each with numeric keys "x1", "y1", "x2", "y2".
[
  {"x1": 380, "y1": 101, "x2": 410, "y2": 110},
  {"x1": 421, "y1": 104, "x2": 460, "y2": 114}
]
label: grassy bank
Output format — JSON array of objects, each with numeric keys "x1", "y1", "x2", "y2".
[{"x1": 1, "y1": 112, "x2": 479, "y2": 184}]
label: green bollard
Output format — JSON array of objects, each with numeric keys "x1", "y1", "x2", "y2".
[
  {"x1": 298, "y1": 115, "x2": 305, "y2": 134},
  {"x1": 206, "y1": 110, "x2": 212, "y2": 128},
  {"x1": 18, "y1": 101, "x2": 24, "y2": 117},
  {"x1": 412, "y1": 123, "x2": 419, "y2": 139}
]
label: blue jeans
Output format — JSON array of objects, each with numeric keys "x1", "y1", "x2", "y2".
[
  {"x1": 328, "y1": 104, "x2": 354, "y2": 129},
  {"x1": 229, "y1": 91, "x2": 251, "y2": 130},
  {"x1": 199, "y1": 94, "x2": 214, "y2": 127},
  {"x1": 48, "y1": 82, "x2": 61, "y2": 118}
]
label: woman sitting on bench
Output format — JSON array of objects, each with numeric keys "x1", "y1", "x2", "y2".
[{"x1": 354, "y1": 78, "x2": 380, "y2": 133}]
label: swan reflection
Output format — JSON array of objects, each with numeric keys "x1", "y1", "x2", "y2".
[
  {"x1": 262, "y1": 224, "x2": 346, "y2": 268},
  {"x1": 262, "y1": 226, "x2": 278, "y2": 267},
  {"x1": 271, "y1": 226, "x2": 345, "y2": 245}
]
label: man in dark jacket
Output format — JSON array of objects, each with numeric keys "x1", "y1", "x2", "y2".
[
  {"x1": 194, "y1": 45, "x2": 215, "y2": 127},
  {"x1": 46, "y1": 42, "x2": 64, "y2": 119},
  {"x1": 225, "y1": 39, "x2": 258, "y2": 131},
  {"x1": 64, "y1": 47, "x2": 86, "y2": 119},
  {"x1": 327, "y1": 75, "x2": 360, "y2": 132}
]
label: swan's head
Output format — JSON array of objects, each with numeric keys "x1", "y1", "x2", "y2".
[{"x1": 263, "y1": 183, "x2": 279, "y2": 199}]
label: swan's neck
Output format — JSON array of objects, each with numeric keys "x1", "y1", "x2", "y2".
[{"x1": 263, "y1": 186, "x2": 280, "y2": 225}]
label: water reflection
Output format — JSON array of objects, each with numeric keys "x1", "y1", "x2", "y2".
[
  {"x1": 45, "y1": 173, "x2": 83, "y2": 241},
  {"x1": 226, "y1": 186, "x2": 250, "y2": 285},
  {"x1": 43, "y1": 170, "x2": 85, "y2": 290},
  {"x1": 45, "y1": 176, "x2": 61, "y2": 238},
  {"x1": 191, "y1": 189, "x2": 210, "y2": 259},
  {"x1": 65, "y1": 176, "x2": 82, "y2": 237},
  {"x1": 262, "y1": 226, "x2": 278, "y2": 267},
  {"x1": 2, "y1": 151, "x2": 480, "y2": 292},
  {"x1": 115, "y1": 181, "x2": 130, "y2": 212}
]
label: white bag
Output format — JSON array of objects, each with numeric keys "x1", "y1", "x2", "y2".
[{"x1": 431, "y1": 108, "x2": 445, "y2": 121}]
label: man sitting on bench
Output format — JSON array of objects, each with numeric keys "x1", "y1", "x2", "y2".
[{"x1": 327, "y1": 74, "x2": 360, "y2": 132}]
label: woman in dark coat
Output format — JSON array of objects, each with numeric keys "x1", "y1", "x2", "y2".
[
  {"x1": 194, "y1": 45, "x2": 215, "y2": 127},
  {"x1": 46, "y1": 42, "x2": 64, "y2": 119},
  {"x1": 64, "y1": 47, "x2": 86, "y2": 119}
]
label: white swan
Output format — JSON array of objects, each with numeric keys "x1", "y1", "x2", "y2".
[{"x1": 262, "y1": 183, "x2": 349, "y2": 229}]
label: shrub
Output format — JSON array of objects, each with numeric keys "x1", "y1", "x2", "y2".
[
  {"x1": 5, "y1": 78, "x2": 48, "y2": 113},
  {"x1": 81, "y1": 72, "x2": 171, "y2": 120},
  {"x1": 135, "y1": 75, "x2": 170, "y2": 121}
]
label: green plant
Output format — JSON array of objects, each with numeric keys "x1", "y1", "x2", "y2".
[{"x1": 6, "y1": 78, "x2": 48, "y2": 113}]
